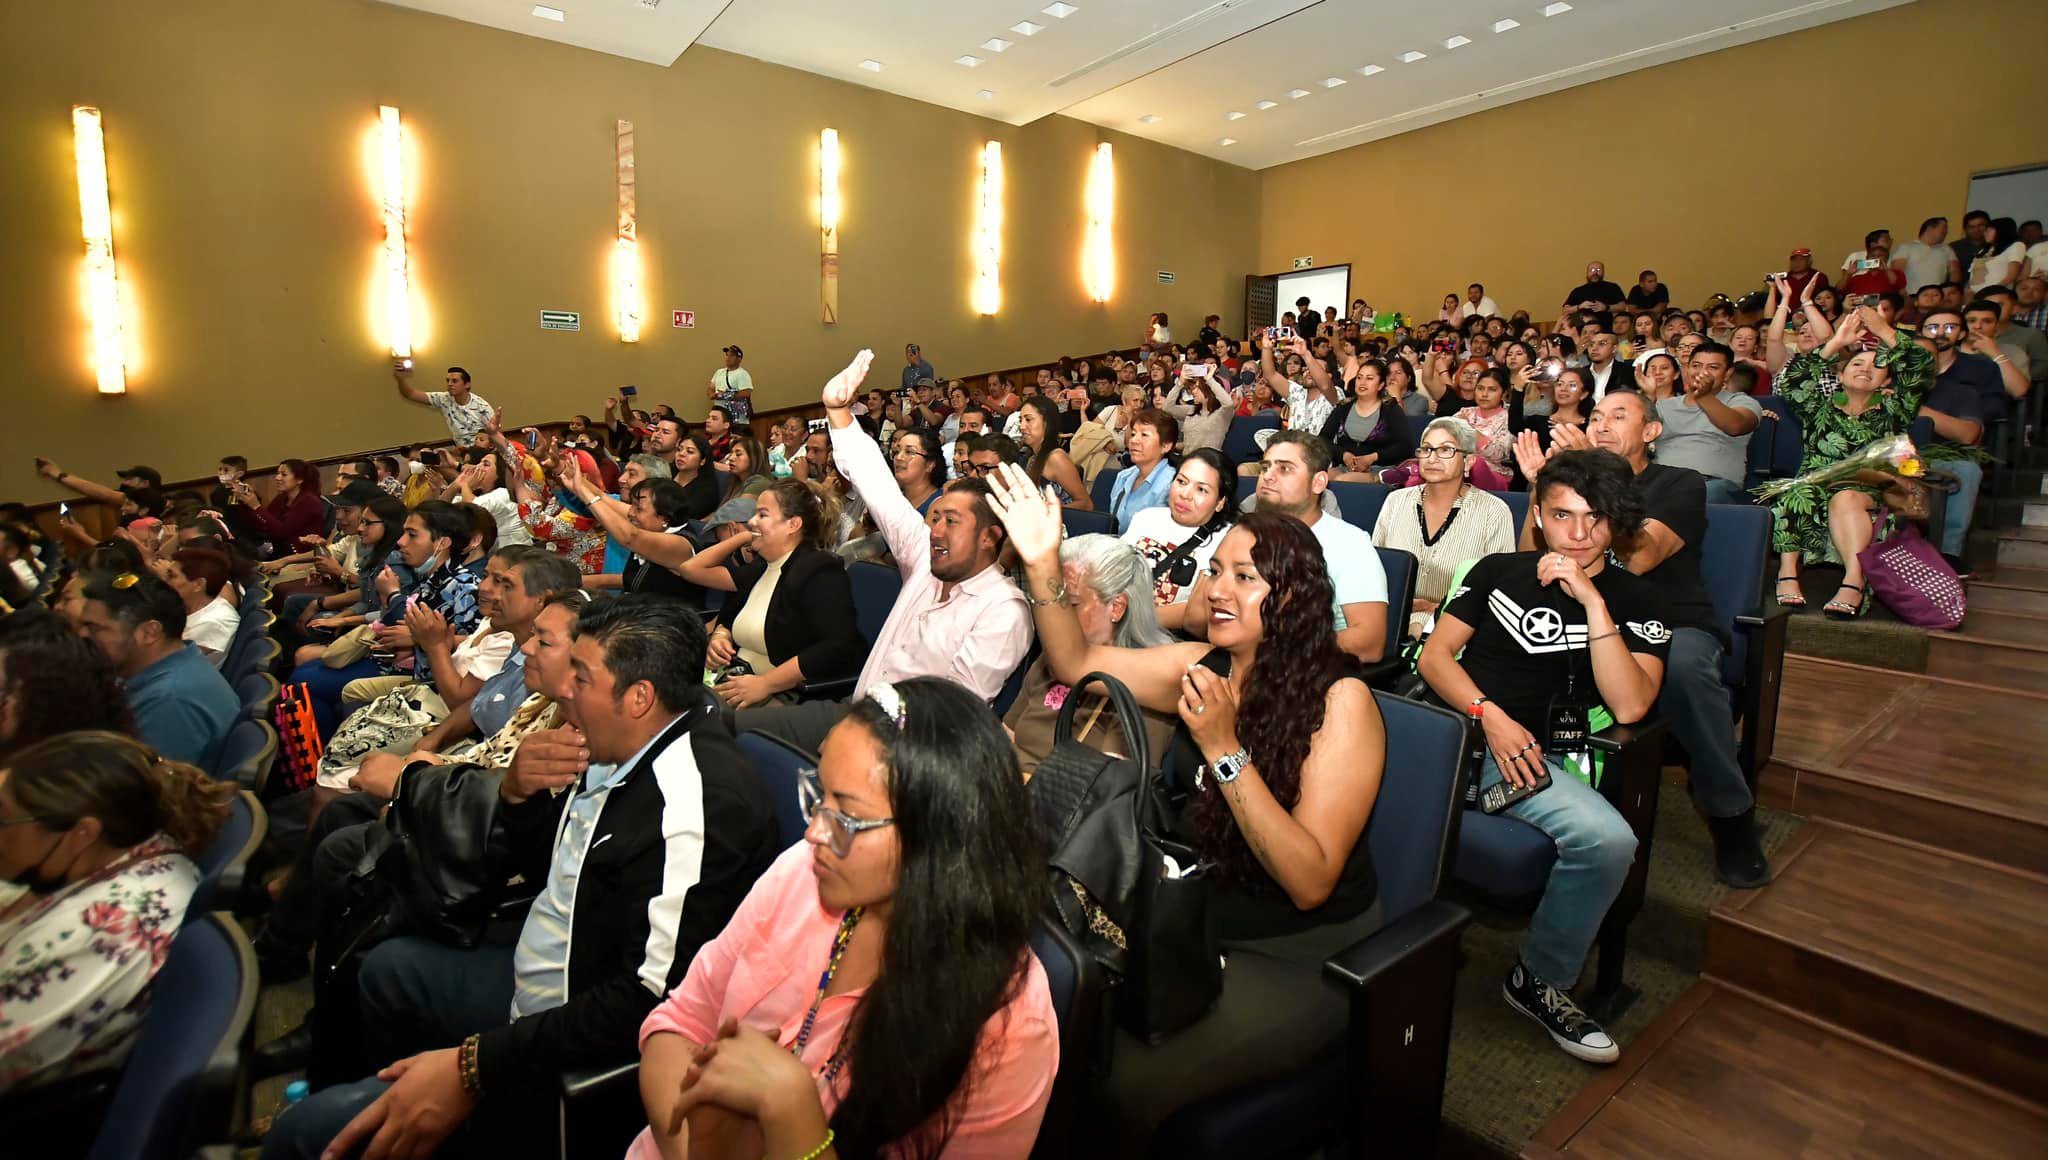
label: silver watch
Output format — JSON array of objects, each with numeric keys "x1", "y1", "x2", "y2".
[{"x1": 1208, "y1": 748, "x2": 1249, "y2": 784}]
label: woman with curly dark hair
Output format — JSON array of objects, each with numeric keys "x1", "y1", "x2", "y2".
[
  {"x1": 988, "y1": 465, "x2": 1384, "y2": 1145},
  {"x1": 0, "y1": 623, "x2": 135, "y2": 760},
  {"x1": 1417, "y1": 448, "x2": 1667, "y2": 1066}
]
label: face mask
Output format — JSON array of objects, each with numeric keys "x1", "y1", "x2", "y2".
[{"x1": 408, "y1": 460, "x2": 426, "y2": 476}]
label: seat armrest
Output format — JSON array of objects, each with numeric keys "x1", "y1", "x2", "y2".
[
  {"x1": 1358, "y1": 655, "x2": 1406, "y2": 689},
  {"x1": 1734, "y1": 604, "x2": 1792, "y2": 632},
  {"x1": 1323, "y1": 898, "x2": 1471, "y2": 990},
  {"x1": 795, "y1": 677, "x2": 855, "y2": 703},
  {"x1": 1586, "y1": 717, "x2": 1667, "y2": 756},
  {"x1": 560, "y1": 1059, "x2": 640, "y2": 1100}
]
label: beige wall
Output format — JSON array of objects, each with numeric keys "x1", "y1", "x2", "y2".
[
  {"x1": 1259, "y1": 0, "x2": 2048, "y2": 324},
  {"x1": 0, "y1": 0, "x2": 1259, "y2": 497}
]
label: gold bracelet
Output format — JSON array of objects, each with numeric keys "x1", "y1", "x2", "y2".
[
  {"x1": 1024, "y1": 579, "x2": 1067, "y2": 608},
  {"x1": 796, "y1": 1129, "x2": 835, "y2": 1160},
  {"x1": 458, "y1": 1034, "x2": 483, "y2": 1095}
]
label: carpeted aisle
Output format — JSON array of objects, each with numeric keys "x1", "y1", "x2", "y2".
[{"x1": 1439, "y1": 775, "x2": 1802, "y2": 1156}]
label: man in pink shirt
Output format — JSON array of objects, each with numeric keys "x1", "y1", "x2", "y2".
[{"x1": 731, "y1": 350, "x2": 1033, "y2": 754}]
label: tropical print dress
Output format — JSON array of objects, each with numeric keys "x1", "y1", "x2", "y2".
[
  {"x1": 1768, "y1": 335, "x2": 1933, "y2": 561},
  {"x1": 0, "y1": 835, "x2": 198, "y2": 1091}
]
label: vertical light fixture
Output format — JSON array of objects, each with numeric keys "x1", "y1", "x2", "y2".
[
  {"x1": 613, "y1": 119, "x2": 642, "y2": 342},
  {"x1": 819, "y1": 127, "x2": 840, "y2": 324},
  {"x1": 1083, "y1": 142, "x2": 1115, "y2": 304},
  {"x1": 377, "y1": 105, "x2": 414, "y2": 359},
  {"x1": 71, "y1": 106, "x2": 126, "y2": 395},
  {"x1": 972, "y1": 140, "x2": 1004, "y2": 316}
]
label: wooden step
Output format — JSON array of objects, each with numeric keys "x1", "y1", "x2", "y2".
[
  {"x1": 1926, "y1": 632, "x2": 2048, "y2": 694},
  {"x1": 1706, "y1": 824, "x2": 2048, "y2": 1104},
  {"x1": 1996, "y1": 529, "x2": 2048, "y2": 568},
  {"x1": 1969, "y1": 580, "x2": 2048, "y2": 616},
  {"x1": 1525, "y1": 983, "x2": 2048, "y2": 1159},
  {"x1": 1760, "y1": 656, "x2": 2048, "y2": 876},
  {"x1": 1959, "y1": 607, "x2": 2048, "y2": 647}
]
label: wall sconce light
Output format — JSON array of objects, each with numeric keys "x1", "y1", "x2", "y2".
[
  {"x1": 71, "y1": 106, "x2": 126, "y2": 395},
  {"x1": 973, "y1": 140, "x2": 1004, "y2": 316},
  {"x1": 819, "y1": 127, "x2": 840, "y2": 324},
  {"x1": 1083, "y1": 142, "x2": 1115, "y2": 304},
  {"x1": 614, "y1": 119, "x2": 642, "y2": 342},
  {"x1": 377, "y1": 105, "x2": 414, "y2": 359}
]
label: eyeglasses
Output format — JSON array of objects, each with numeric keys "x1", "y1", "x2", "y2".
[
  {"x1": 1921, "y1": 323, "x2": 1963, "y2": 335},
  {"x1": 798, "y1": 768, "x2": 894, "y2": 858},
  {"x1": 965, "y1": 462, "x2": 999, "y2": 477},
  {"x1": 1416, "y1": 445, "x2": 1465, "y2": 459}
]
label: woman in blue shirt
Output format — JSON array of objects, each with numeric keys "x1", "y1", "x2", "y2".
[{"x1": 1107, "y1": 408, "x2": 1180, "y2": 534}]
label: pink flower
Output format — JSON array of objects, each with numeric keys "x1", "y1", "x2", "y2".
[{"x1": 81, "y1": 901, "x2": 132, "y2": 936}]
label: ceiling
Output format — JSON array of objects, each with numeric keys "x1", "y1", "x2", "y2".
[{"x1": 378, "y1": 0, "x2": 1912, "y2": 168}]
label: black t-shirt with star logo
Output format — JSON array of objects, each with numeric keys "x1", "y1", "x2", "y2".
[{"x1": 1440, "y1": 550, "x2": 1673, "y2": 736}]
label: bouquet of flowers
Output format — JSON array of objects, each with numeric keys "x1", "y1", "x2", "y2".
[{"x1": 1752, "y1": 433, "x2": 1923, "y2": 505}]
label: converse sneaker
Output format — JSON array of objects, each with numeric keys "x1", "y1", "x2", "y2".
[{"x1": 1503, "y1": 960, "x2": 1619, "y2": 1064}]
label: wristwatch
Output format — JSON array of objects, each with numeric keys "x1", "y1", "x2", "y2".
[{"x1": 1207, "y1": 747, "x2": 1249, "y2": 784}]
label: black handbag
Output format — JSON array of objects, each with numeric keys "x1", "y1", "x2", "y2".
[{"x1": 1031, "y1": 672, "x2": 1221, "y2": 1044}]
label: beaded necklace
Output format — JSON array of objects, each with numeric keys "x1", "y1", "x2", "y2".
[{"x1": 789, "y1": 905, "x2": 864, "y2": 1086}]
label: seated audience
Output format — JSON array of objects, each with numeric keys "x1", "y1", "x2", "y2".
[
  {"x1": 449, "y1": 449, "x2": 533, "y2": 548},
  {"x1": 264, "y1": 595, "x2": 780, "y2": 1160},
  {"x1": 1017, "y1": 396, "x2": 1092, "y2": 507},
  {"x1": 229, "y1": 459, "x2": 328, "y2": 559},
  {"x1": 283, "y1": 493, "x2": 408, "y2": 654},
  {"x1": 1120, "y1": 448, "x2": 1239, "y2": 632},
  {"x1": 1653, "y1": 341, "x2": 1762, "y2": 505},
  {"x1": 676, "y1": 479, "x2": 865, "y2": 708},
  {"x1": 160, "y1": 546, "x2": 241, "y2": 663},
  {"x1": 719, "y1": 434, "x2": 774, "y2": 504},
  {"x1": 633, "y1": 679, "x2": 1056, "y2": 1158},
  {"x1": 1106, "y1": 408, "x2": 1180, "y2": 533},
  {"x1": 1320, "y1": 358, "x2": 1415, "y2": 481},
  {"x1": 1160, "y1": 367, "x2": 1234, "y2": 452},
  {"x1": 0, "y1": 626, "x2": 134, "y2": 760},
  {"x1": 1004, "y1": 535, "x2": 1178, "y2": 778},
  {"x1": 1371, "y1": 418, "x2": 1517, "y2": 636},
  {"x1": 988, "y1": 468, "x2": 1384, "y2": 1145},
  {"x1": 0, "y1": 731, "x2": 234, "y2": 1100},
  {"x1": 1420, "y1": 450, "x2": 1669, "y2": 1064},
  {"x1": 75, "y1": 571, "x2": 239, "y2": 769}
]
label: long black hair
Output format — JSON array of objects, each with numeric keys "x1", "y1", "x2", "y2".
[
  {"x1": 830, "y1": 677, "x2": 1042, "y2": 1159},
  {"x1": 1171, "y1": 447, "x2": 1239, "y2": 553}
]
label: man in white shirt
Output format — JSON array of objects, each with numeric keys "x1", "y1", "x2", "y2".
[
  {"x1": 1892, "y1": 217, "x2": 1962, "y2": 292},
  {"x1": 393, "y1": 362, "x2": 495, "y2": 446},
  {"x1": 1653, "y1": 342, "x2": 1761, "y2": 505},
  {"x1": 707, "y1": 344, "x2": 752, "y2": 426},
  {"x1": 1188, "y1": 430, "x2": 1388, "y2": 664},
  {"x1": 1461, "y1": 282, "x2": 1501, "y2": 321}
]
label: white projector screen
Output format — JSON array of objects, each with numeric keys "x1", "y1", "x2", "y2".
[
  {"x1": 1275, "y1": 266, "x2": 1352, "y2": 322},
  {"x1": 1965, "y1": 165, "x2": 2048, "y2": 228}
]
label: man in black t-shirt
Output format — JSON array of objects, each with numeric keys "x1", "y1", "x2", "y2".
[
  {"x1": 1515, "y1": 392, "x2": 1771, "y2": 889},
  {"x1": 1564, "y1": 260, "x2": 1626, "y2": 314},
  {"x1": 1422, "y1": 450, "x2": 1670, "y2": 1065}
]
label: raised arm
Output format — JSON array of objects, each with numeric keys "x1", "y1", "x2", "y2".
[
  {"x1": 672, "y1": 528, "x2": 750, "y2": 593},
  {"x1": 33, "y1": 459, "x2": 126, "y2": 506},
  {"x1": 392, "y1": 359, "x2": 430, "y2": 406},
  {"x1": 823, "y1": 351, "x2": 930, "y2": 571}
]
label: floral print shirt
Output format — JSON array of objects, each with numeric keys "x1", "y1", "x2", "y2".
[
  {"x1": 0, "y1": 835, "x2": 197, "y2": 1091},
  {"x1": 519, "y1": 495, "x2": 610, "y2": 574}
]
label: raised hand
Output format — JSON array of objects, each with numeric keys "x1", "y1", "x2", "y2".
[
  {"x1": 1511, "y1": 429, "x2": 1550, "y2": 482},
  {"x1": 985, "y1": 462, "x2": 1064, "y2": 568},
  {"x1": 821, "y1": 349, "x2": 875, "y2": 410}
]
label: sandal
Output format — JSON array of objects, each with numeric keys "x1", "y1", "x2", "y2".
[
  {"x1": 1775, "y1": 575, "x2": 1806, "y2": 608},
  {"x1": 1823, "y1": 582, "x2": 1866, "y2": 620}
]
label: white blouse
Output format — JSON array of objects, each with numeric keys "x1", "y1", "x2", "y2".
[{"x1": 183, "y1": 592, "x2": 241, "y2": 664}]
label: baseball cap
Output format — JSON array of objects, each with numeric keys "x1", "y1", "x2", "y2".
[
  {"x1": 1790, "y1": 248, "x2": 1811, "y2": 258},
  {"x1": 722, "y1": 345, "x2": 744, "y2": 358},
  {"x1": 118, "y1": 465, "x2": 163, "y2": 487},
  {"x1": 335, "y1": 481, "x2": 381, "y2": 508}
]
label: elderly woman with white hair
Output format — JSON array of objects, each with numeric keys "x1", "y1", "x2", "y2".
[
  {"x1": 1002, "y1": 534, "x2": 1178, "y2": 778},
  {"x1": 1370, "y1": 416, "x2": 1517, "y2": 636}
]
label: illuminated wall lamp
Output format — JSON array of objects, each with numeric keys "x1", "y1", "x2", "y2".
[
  {"x1": 614, "y1": 119, "x2": 642, "y2": 342},
  {"x1": 973, "y1": 140, "x2": 1004, "y2": 316},
  {"x1": 1083, "y1": 142, "x2": 1115, "y2": 304},
  {"x1": 819, "y1": 128, "x2": 840, "y2": 324},
  {"x1": 377, "y1": 105, "x2": 415, "y2": 359},
  {"x1": 72, "y1": 106, "x2": 127, "y2": 395}
]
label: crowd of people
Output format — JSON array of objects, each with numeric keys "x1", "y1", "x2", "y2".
[{"x1": 1, "y1": 213, "x2": 2040, "y2": 1155}]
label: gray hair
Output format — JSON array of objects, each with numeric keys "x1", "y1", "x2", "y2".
[
  {"x1": 1420, "y1": 416, "x2": 1478, "y2": 456},
  {"x1": 627, "y1": 454, "x2": 673, "y2": 479},
  {"x1": 1058, "y1": 534, "x2": 1171, "y2": 649}
]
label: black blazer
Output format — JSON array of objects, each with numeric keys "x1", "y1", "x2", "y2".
[
  {"x1": 720, "y1": 544, "x2": 865, "y2": 684},
  {"x1": 1319, "y1": 399, "x2": 1414, "y2": 466}
]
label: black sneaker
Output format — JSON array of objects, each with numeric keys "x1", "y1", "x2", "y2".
[
  {"x1": 1503, "y1": 960, "x2": 1619, "y2": 1064},
  {"x1": 1707, "y1": 809, "x2": 1773, "y2": 890}
]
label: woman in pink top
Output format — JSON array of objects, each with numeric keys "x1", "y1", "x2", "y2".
[{"x1": 633, "y1": 678, "x2": 1057, "y2": 1159}]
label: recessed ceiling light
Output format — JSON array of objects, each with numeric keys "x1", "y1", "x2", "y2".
[
  {"x1": 1357, "y1": 64, "x2": 1385, "y2": 76},
  {"x1": 1042, "y1": 2, "x2": 1078, "y2": 18},
  {"x1": 1010, "y1": 20, "x2": 1043, "y2": 36},
  {"x1": 1287, "y1": 88, "x2": 1310, "y2": 99},
  {"x1": 955, "y1": 54, "x2": 981, "y2": 67},
  {"x1": 1218, "y1": 137, "x2": 1237, "y2": 147},
  {"x1": 1493, "y1": 18, "x2": 1520, "y2": 32},
  {"x1": 1543, "y1": 2, "x2": 1573, "y2": 15},
  {"x1": 1254, "y1": 99, "x2": 1278, "y2": 110},
  {"x1": 1444, "y1": 35, "x2": 1472, "y2": 49},
  {"x1": 1320, "y1": 76, "x2": 1345, "y2": 88},
  {"x1": 531, "y1": 4, "x2": 564, "y2": 21},
  {"x1": 1224, "y1": 110, "x2": 1245, "y2": 120},
  {"x1": 859, "y1": 59, "x2": 884, "y2": 72},
  {"x1": 1138, "y1": 114, "x2": 1161, "y2": 124},
  {"x1": 978, "y1": 89, "x2": 996, "y2": 100},
  {"x1": 981, "y1": 37, "x2": 1011, "y2": 52},
  {"x1": 1398, "y1": 50, "x2": 1427, "y2": 63}
]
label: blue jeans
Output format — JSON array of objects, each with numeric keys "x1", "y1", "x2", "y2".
[
  {"x1": 1703, "y1": 476, "x2": 1749, "y2": 506},
  {"x1": 1938, "y1": 457, "x2": 1983, "y2": 557},
  {"x1": 1658, "y1": 627, "x2": 1754, "y2": 819},
  {"x1": 264, "y1": 938, "x2": 516, "y2": 1160},
  {"x1": 1478, "y1": 753, "x2": 1638, "y2": 988}
]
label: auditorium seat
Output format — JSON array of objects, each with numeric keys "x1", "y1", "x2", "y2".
[
  {"x1": 736, "y1": 730, "x2": 813, "y2": 846},
  {"x1": 1062, "y1": 507, "x2": 1117, "y2": 537},
  {"x1": 1749, "y1": 396, "x2": 1803, "y2": 491},
  {"x1": 212, "y1": 718, "x2": 278, "y2": 794},
  {"x1": 1365, "y1": 547, "x2": 1417, "y2": 687},
  {"x1": 1222, "y1": 413, "x2": 1280, "y2": 465},
  {"x1": 1028, "y1": 921, "x2": 1108, "y2": 1160},
  {"x1": 1700, "y1": 503, "x2": 1789, "y2": 789},
  {"x1": 1329, "y1": 480, "x2": 1389, "y2": 530},
  {"x1": 1090, "y1": 469, "x2": 1117, "y2": 512},
  {"x1": 188, "y1": 790, "x2": 265, "y2": 915}
]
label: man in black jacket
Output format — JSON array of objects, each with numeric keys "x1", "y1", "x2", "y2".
[{"x1": 265, "y1": 594, "x2": 779, "y2": 1160}]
